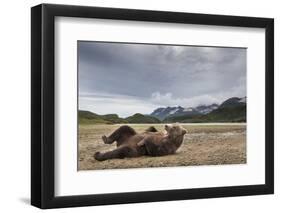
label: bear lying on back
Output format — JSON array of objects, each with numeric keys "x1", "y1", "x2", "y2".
[
  {"x1": 137, "y1": 124, "x2": 187, "y2": 156},
  {"x1": 94, "y1": 124, "x2": 187, "y2": 161}
]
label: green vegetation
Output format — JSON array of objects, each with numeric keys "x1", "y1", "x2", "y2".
[
  {"x1": 79, "y1": 111, "x2": 160, "y2": 124},
  {"x1": 79, "y1": 111, "x2": 127, "y2": 124},
  {"x1": 125, "y1": 113, "x2": 161, "y2": 124}
]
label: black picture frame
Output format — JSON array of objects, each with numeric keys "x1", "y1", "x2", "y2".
[{"x1": 31, "y1": 3, "x2": 274, "y2": 209}]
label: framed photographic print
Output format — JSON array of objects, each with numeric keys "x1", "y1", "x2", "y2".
[{"x1": 31, "y1": 3, "x2": 274, "y2": 209}]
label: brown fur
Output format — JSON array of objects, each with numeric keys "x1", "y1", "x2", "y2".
[{"x1": 94, "y1": 124, "x2": 187, "y2": 161}]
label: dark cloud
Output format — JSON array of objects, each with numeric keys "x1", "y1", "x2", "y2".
[{"x1": 78, "y1": 41, "x2": 246, "y2": 117}]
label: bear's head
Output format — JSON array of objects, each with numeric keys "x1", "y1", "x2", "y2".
[{"x1": 164, "y1": 123, "x2": 187, "y2": 138}]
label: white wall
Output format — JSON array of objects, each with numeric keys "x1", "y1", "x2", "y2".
[{"x1": 0, "y1": 0, "x2": 279, "y2": 212}]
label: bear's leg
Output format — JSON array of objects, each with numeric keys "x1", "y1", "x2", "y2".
[
  {"x1": 102, "y1": 125, "x2": 136, "y2": 145},
  {"x1": 94, "y1": 146, "x2": 136, "y2": 161}
]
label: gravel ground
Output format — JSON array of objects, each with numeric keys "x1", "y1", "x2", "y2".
[{"x1": 78, "y1": 123, "x2": 246, "y2": 170}]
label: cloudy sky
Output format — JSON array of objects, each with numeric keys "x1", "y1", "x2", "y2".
[{"x1": 78, "y1": 41, "x2": 246, "y2": 118}]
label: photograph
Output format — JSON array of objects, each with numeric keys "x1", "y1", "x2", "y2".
[
  {"x1": 78, "y1": 41, "x2": 247, "y2": 170},
  {"x1": 30, "y1": 3, "x2": 274, "y2": 209}
]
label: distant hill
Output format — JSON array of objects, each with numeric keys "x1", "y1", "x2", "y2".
[
  {"x1": 79, "y1": 110, "x2": 108, "y2": 124},
  {"x1": 79, "y1": 110, "x2": 127, "y2": 124},
  {"x1": 162, "y1": 97, "x2": 246, "y2": 123},
  {"x1": 79, "y1": 111, "x2": 160, "y2": 124},
  {"x1": 100, "y1": 114, "x2": 127, "y2": 124},
  {"x1": 125, "y1": 113, "x2": 161, "y2": 124},
  {"x1": 79, "y1": 97, "x2": 246, "y2": 124}
]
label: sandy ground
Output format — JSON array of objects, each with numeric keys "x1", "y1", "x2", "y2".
[{"x1": 78, "y1": 124, "x2": 246, "y2": 170}]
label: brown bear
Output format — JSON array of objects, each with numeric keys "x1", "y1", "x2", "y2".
[{"x1": 94, "y1": 124, "x2": 187, "y2": 161}]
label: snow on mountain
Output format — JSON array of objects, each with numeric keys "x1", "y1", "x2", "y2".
[
  {"x1": 150, "y1": 97, "x2": 246, "y2": 120},
  {"x1": 150, "y1": 106, "x2": 184, "y2": 120},
  {"x1": 239, "y1": 97, "x2": 246, "y2": 103},
  {"x1": 195, "y1": 104, "x2": 219, "y2": 114},
  {"x1": 150, "y1": 106, "x2": 213, "y2": 120},
  {"x1": 169, "y1": 108, "x2": 180, "y2": 115},
  {"x1": 183, "y1": 107, "x2": 193, "y2": 112}
]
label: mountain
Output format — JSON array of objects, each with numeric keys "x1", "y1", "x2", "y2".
[
  {"x1": 151, "y1": 106, "x2": 182, "y2": 120},
  {"x1": 204, "y1": 104, "x2": 246, "y2": 122},
  {"x1": 79, "y1": 97, "x2": 246, "y2": 124},
  {"x1": 151, "y1": 106, "x2": 199, "y2": 120},
  {"x1": 195, "y1": 104, "x2": 219, "y2": 114},
  {"x1": 79, "y1": 111, "x2": 160, "y2": 124},
  {"x1": 151, "y1": 104, "x2": 218, "y2": 120},
  {"x1": 163, "y1": 97, "x2": 246, "y2": 123},
  {"x1": 125, "y1": 113, "x2": 161, "y2": 124},
  {"x1": 219, "y1": 97, "x2": 246, "y2": 108}
]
